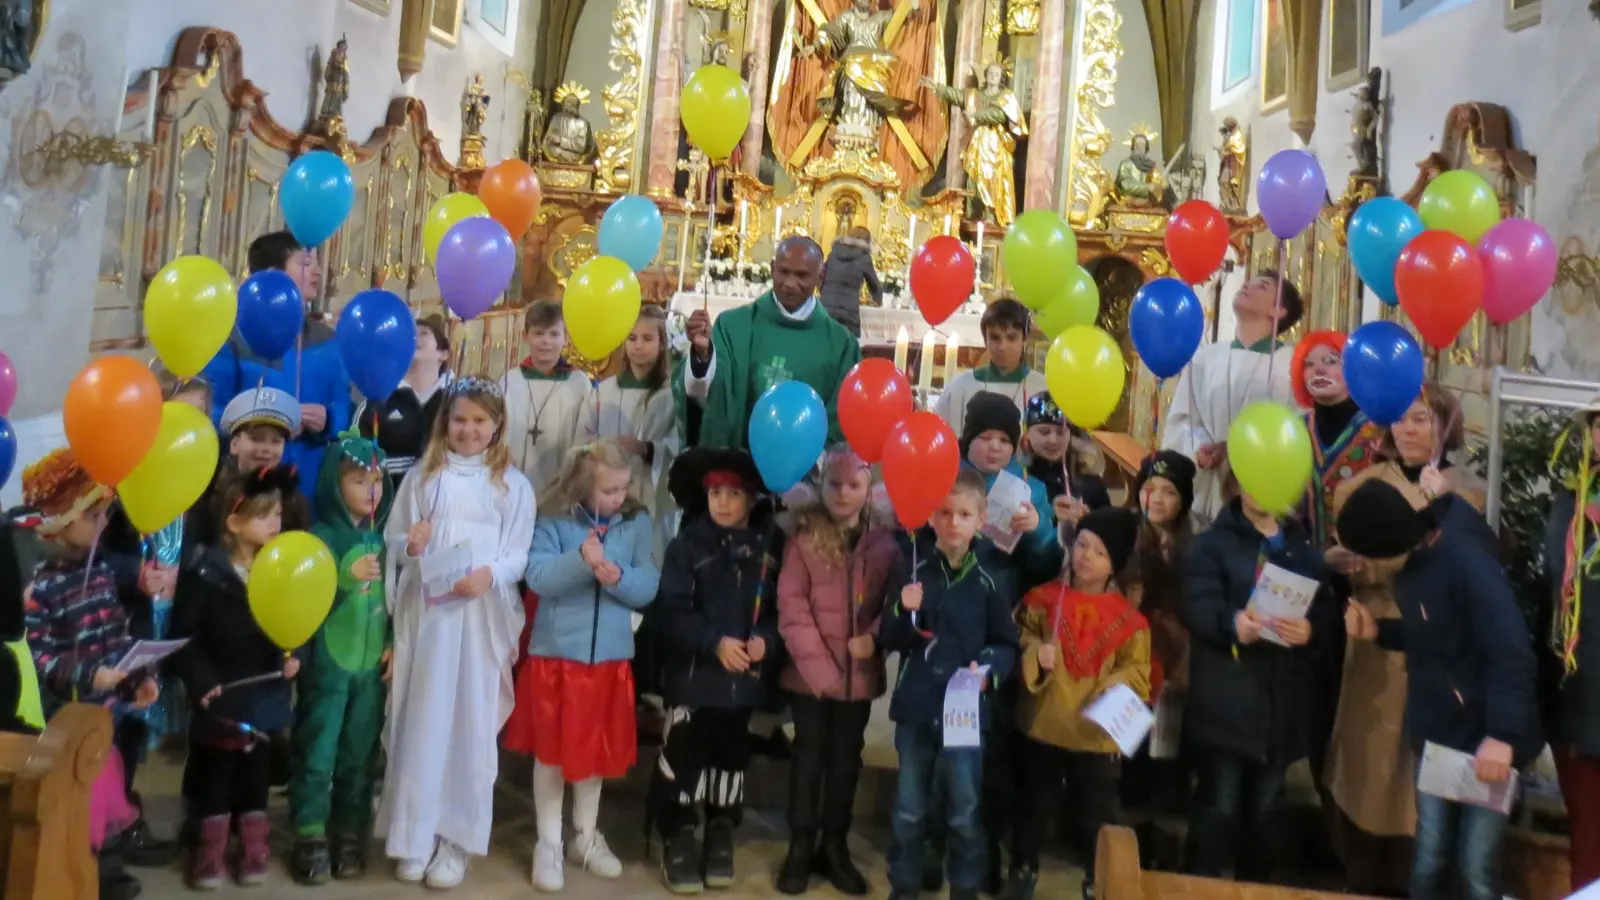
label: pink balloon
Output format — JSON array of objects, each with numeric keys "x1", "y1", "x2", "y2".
[
  {"x1": 1478, "y1": 218, "x2": 1557, "y2": 325},
  {"x1": 0, "y1": 349, "x2": 14, "y2": 417}
]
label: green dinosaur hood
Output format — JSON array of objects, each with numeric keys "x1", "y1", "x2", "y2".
[{"x1": 312, "y1": 426, "x2": 394, "y2": 562}]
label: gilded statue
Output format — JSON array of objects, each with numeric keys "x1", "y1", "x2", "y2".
[
  {"x1": 542, "y1": 81, "x2": 597, "y2": 166},
  {"x1": 0, "y1": 0, "x2": 39, "y2": 88},
  {"x1": 1217, "y1": 116, "x2": 1249, "y2": 214},
  {"x1": 525, "y1": 88, "x2": 546, "y2": 162},
  {"x1": 678, "y1": 147, "x2": 711, "y2": 205},
  {"x1": 796, "y1": 0, "x2": 920, "y2": 140},
  {"x1": 319, "y1": 36, "x2": 350, "y2": 127},
  {"x1": 921, "y1": 62, "x2": 1027, "y2": 227},
  {"x1": 1113, "y1": 129, "x2": 1169, "y2": 208}
]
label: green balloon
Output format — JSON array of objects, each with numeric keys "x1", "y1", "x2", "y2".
[
  {"x1": 1002, "y1": 210, "x2": 1079, "y2": 310},
  {"x1": 1227, "y1": 400, "x2": 1313, "y2": 515},
  {"x1": 1418, "y1": 170, "x2": 1502, "y2": 244},
  {"x1": 1035, "y1": 267, "x2": 1101, "y2": 338}
]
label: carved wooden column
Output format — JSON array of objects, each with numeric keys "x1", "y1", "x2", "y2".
[
  {"x1": 398, "y1": 0, "x2": 429, "y2": 79},
  {"x1": 946, "y1": 0, "x2": 988, "y2": 190},
  {"x1": 1022, "y1": 0, "x2": 1068, "y2": 210},
  {"x1": 1283, "y1": 0, "x2": 1322, "y2": 144},
  {"x1": 739, "y1": 0, "x2": 774, "y2": 176},
  {"x1": 645, "y1": 0, "x2": 686, "y2": 194}
]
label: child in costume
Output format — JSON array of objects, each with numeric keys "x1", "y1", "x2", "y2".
[
  {"x1": 377, "y1": 377, "x2": 536, "y2": 890},
  {"x1": 648, "y1": 447, "x2": 783, "y2": 893},
  {"x1": 935, "y1": 299, "x2": 1047, "y2": 439},
  {"x1": 499, "y1": 300, "x2": 594, "y2": 497},
  {"x1": 288, "y1": 428, "x2": 393, "y2": 884},
  {"x1": 168, "y1": 465, "x2": 302, "y2": 890},
  {"x1": 774, "y1": 445, "x2": 901, "y2": 896},
  {"x1": 506, "y1": 439, "x2": 660, "y2": 891},
  {"x1": 879, "y1": 468, "x2": 1019, "y2": 900},
  {"x1": 1009, "y1": 507, "x2": 1148, "y2": 900},
  {"x1": 1022, "y1": 392, "x2": 1111, "y2": 530}
]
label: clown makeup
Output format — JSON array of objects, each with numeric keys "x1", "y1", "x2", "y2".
[
  {"x1": 1303, "y1": 344, "x2": 1347, "y2": 404},
  {"x1": 1141, "y1": 475, "x2": 1183, "y2": 527},
  {"x1": 1390, "y1": 399, "x2": 1436, "y2": 467}
]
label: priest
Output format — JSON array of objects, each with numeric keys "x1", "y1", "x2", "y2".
[
  {"x1": 1160, "y1": 272, "x2": 1302, "y2": 526},
  {"x1": 680, "y1": 236, "x2": 862, "y2": 450}
]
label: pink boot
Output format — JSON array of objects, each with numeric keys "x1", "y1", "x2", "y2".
[
  {"x1": 188, "y1": 815, "x2": 230, "y2": 890},
  {"x1": 236, "y1": 811, "x2": 271, "y2": 886}
]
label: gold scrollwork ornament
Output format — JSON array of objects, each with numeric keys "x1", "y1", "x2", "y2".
[{"x1": 594, "y1": 0, "x2": 646, "y2": 193}]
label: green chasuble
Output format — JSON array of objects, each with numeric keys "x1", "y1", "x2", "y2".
[{"x1": 692, "y1": 292, "x2": 861, "y2": 450}]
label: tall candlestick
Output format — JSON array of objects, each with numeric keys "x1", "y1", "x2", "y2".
[
  {"x1": 113, "y1": 67, "x2": 128, "y2": 137},
  {"x1": 906, "y1": 214, "x2": 918, "y2": 254},
  {"x1": 676, "y1": 213, "x2": 692, "y2": 294},
  {"x1": 144, "y1": 70, "x2": 157, "y2": 142},
  {"x1": 894, "y1": 326, "x2": 910, "y2": 373},
  {"x1": 973, "y1": 221, "x2": 985, "y2": 297},
  {"x1": 774, "y1": 206, "x2": 784, "y2": 245},
  {"x1": 917, "y1": 329, "x2": 937, "y2": 396},
  {"x1": 943, "y1": 332, "x2": 961, "y2": 386}
]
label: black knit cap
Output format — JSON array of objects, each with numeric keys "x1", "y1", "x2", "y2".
[
  {"x1": 1076, "y1": 506, "x2": 1141, "y2": 575},
  {"x1": 1135, "y1": 450, "x2": 1198, "y2": 518},
  {"x1": 962, "y1": 392, "x2": 1022, "y2": 451},
  {"x1": 1336, "y1": 479, "x2": 1430, "y2": 559}
]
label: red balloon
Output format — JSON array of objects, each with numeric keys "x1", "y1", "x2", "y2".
[
  {"x1": 837, "y1": 358, "x2": 913, "y2": 463},
  {"x1": 881, "y1": 411, "x2": 961, "y2": 529},
  {"x1": 1165, "y1": 200, "x2": 1229, "y2": 284},
  {"x1": 1394, "y1": 230, "x2": 1486, "y2": 349},
  {"x1": 909, "y1": 235, "x2": 975, "y2": 327}
]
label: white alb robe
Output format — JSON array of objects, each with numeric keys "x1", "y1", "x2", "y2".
[
  {"x1": 498, "y1": 367, "x2": 593, "y2": 497},
  {"x1": 934, "y1": 366, "x2": 1049, "y2": 438},
  {"x1": 1160, "y1": 340, "x2": 1296, "y2": 527},
  {"x1": 579, "y1": 375, "x2": 681, "y2": 559},
  {"x1": 377, "y1": 452, "x2": 536, "y2": 861}
]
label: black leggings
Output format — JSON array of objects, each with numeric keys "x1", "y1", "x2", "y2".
[
  {"x1": 186, "y1": 742, "x2": 272, "y2": 818},
  {"x1": 1011, "y1": 738, "x2": 1121, "y2": 877},
  {"x1": 787, "y1": 694, "x2": 871, "y2": 834}
]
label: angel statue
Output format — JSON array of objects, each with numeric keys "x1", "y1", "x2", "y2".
[
  {"x1": 921, "y1": 61, "x2": 1027, "y2": 227},
  {"x1": 463, "y1": 73, "x2": 491, "y2": 139},
  {"x1": 542, "y1": 81, "x2": 597, "y2": 165}
]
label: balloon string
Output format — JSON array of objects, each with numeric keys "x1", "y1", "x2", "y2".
[
  {"x1": 1264, "y1": 240, "x2": 1288, "y2": 401},
  {"x1": 700, "y1": 165, "x2": 720, "y2": 314}
]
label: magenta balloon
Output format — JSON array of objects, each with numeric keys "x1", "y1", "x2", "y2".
[
  {"x1": 436, "y1": 217, "x2": 518, "y2": 320},
  {"x1": 1257, "y1": 149, "x2": 1327, "y2": 240},
  {"x1": 0, "y1": 349, "x2": 13, "y2": 417},
  {"x1": 1478, "y1": 217, "x2": 1558, "y2": 325}
]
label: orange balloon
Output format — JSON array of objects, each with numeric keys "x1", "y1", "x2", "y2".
[
  {"x1": 63, "y1": 357, "x2": 163, "y2": 486},
  {"x1": 478, "y1": 159, "x2": 542, "y2": 240}
]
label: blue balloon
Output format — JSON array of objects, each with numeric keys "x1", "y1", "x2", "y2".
[
  {"x1": 280, "y1": 150, "x2": 355, "y2": 248},
  {"x1": 236, "y1": 270, "x2": 305, "y2": 361},
  {"x1": 748, "y1": 380, "x2": 828, "y2": 492},
  {"x1": 1344, "y1": 320, "x2": 1425, "y2": 427},
  {"x1": 597, "y1": 195, "x2": 665, "y2": 272},
  {"x1": 1128, "y1": 277, "x2": 1205, "y2": 379},
  {"x1": 0, "y1": 416, "x2": 14, "y2": 492},
  {"x1": 336, "y1": 290, "x2": 417, "y2": 403},
  {"x1": 1348, "y1": 197, "x2": 1424, "y2": 307}
]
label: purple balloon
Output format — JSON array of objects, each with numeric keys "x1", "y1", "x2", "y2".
[
  {"x1": 437, "y1": 217, "x2": 517, "y2": 320},
  {"x1": 0, "y1": 349, "x2": 14, "y2": 417},
  {"x1": 1257, "y1": 150, "x2": 1327, "y2": 240}
]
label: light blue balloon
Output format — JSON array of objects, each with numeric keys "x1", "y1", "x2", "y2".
[
  {"x1": 597, "y1": 195, "x2": 665, "y2": 272},
  {"x1": 280, "y1": 150, "x2": 355, "y2": 248},
  {"x1": 1348, "y1": 196, "x2": 1424, "y2": 307},
  {"x1": 748, "y1": 380, "x2": 827, "y2": 492}
]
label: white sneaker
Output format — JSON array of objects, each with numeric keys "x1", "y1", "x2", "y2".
[
  {"x1": 568, "y1": 830, "x2": 622, "y2": 879},
  {"x1": 532, "y1": 839, "x2": 565, "y2": 891},
  {"x1": 396, "y1": 857, "x2": 428, "y2": 883},
  {"x1": 424, "y1": 840, "x2": 469, "y2": 889}
]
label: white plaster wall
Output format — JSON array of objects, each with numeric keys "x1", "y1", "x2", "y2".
[
  {"x1": 566, "y1": 0, "x2": 619, "y2": 131},
  {"x1": 1104, "y1": 0, "x2": 1165, "y2": 162}
]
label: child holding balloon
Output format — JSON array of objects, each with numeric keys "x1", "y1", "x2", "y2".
[
  {"x1": 1022, "y1": 392, "x2": 1110, "y2": 531},
  {"x1": 505, "y1": 439, "x2": 660, "y2": 892},
  {"x1": 167, "y1": 466, "x2": 302, "y2": 890},
  {"x1": 376, "y1": 378, "x2": 535, "y2": 890},
  {"x1": 499, "y1": 301, "x2": 594, "y2": 498}
]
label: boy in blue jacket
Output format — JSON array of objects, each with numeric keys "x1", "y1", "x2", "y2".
[
  {"x1": 1339, "y1": 479, "x2": 1540, "y2": 900},
  {"x1": 879, "y1": 468, "x2": 1020, "y2": 900}
]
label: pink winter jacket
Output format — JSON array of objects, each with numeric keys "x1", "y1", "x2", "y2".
[{"x1": 777, "y1": 525, "x2": 903, "y2": 701}]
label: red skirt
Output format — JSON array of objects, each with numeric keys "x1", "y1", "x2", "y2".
[{"x1": 503, "y1": 656, "x2": 638, "y2": 781}]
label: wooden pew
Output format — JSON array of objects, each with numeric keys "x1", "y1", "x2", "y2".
[
  {"x1": 1095, "y1": 825, "x2": 1380, "y2": 900},
  {"x1": 0, "y1": 704, "x2": 112, "y2": 900}
]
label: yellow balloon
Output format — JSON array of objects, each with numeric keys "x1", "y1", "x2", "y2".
[
  {"x1": 1044, "y1": 326, "x2": 1125, "y2": 430},
  {"x1": 1227, "y1": 400, "x2": 1314, "y2": 514},
  {"x1": 424, "y1": 192, "x2": 491, "y2": 262},
  {"x1": 248, "y1": 531, "x2": 338, "y2": 651},
  {"x1": 116, "y1": 402, "x2": 220, "y2": 533},
  {"x1": 681, "y1": 65, "x2": 751, "y2": 161},
  {"x1": 1035, "y1": 267, "x2": 1101, "y2": 338},
  {"x1": 145, "y1": 256, "x2": 237, "y2": 378},
  {"x1": 564, "y1": 256, "x2": 643, "y2": 360},
  {"x1": 1418, "y1": 170, "x2": 1502, "y2": 244}
]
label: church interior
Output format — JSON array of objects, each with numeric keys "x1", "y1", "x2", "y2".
[{"x1": 1, "y1": 0, "x2": 1599, "y2": 897}]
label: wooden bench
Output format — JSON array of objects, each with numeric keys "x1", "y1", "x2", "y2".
[
  {"x1": 0, "y1": 704, "x2": 112, "y2": 900},
  {"x1": 1095, "y1": 825, "x2": 1379, "y2": 900}
]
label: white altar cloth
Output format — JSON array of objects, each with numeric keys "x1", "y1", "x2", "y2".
[{"x1": 668, "y1": 291, "x2": 986, "y2": 347}]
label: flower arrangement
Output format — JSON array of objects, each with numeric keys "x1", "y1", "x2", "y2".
[
  {"x1": 706, "y1": 257, "x2": 737, "y2": 283},
  {"x1": 881, "y1": 273, "x2": 906, "y2": 307}
]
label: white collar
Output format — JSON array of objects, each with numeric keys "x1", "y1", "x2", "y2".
[{"x1": 776, "y1": 296, "x2": 817, "y2": 321}]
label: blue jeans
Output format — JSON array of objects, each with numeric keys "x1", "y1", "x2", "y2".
[
  {"x1": 1412, "y1": 791, "x2": 1508, "y2": 900},
  {"x1": 888, "y1": 724, "x2": 985, "y2": 893}
]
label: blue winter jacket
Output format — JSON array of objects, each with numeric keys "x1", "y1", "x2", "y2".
[
  {"x1": 967, "y1": 460, "x2": 1063, "y2": 590},
  {"x1": 525, "y1": 511, "x2": 660, "y2": 664},
  {"x1": 202, "y1": 323, "x2": 352, "y2": 502}
]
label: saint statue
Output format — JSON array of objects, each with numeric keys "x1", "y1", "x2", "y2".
[
  {"x1": 0, "y1": 0, "x2": 37, "y2": 87},
  {"x1": 319, "y1": 36, "x2": 350, "y2": 126},
  {"x1": 541, "y1": 82, "x2": 597, "y2": 165},
  {"x1": 524, "y1": 88, "x2": 546, "y2": 162},
  {"x1": 1349, "y1": 67, "x2": 1384, "y2": 180},
  {"x1": 1114, "y1": 131, "x2": 1168, "y2": 208},
  {"x1": 795, "y1": 0, "x2": 918, "y2": 139},
  {"x1": 1217, "y1": 116, "x2": 1249, "y2": 213},
  {"x1": 462, "y1": 74, "x2": 491, "y2": 138},
  {"x1": 921, "y1": 62, "x2": 1027, "y2": 227}
]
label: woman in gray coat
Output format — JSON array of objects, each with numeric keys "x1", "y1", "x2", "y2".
[{"x1": 819, "y1": 227, "x2": 882, "y2": 337}]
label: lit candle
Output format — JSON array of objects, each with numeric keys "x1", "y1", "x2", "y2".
[
  {"x1": 944, "y1": 213, "x2": 953, "y2": 236},
  {"x1": 737, "y1": 200, "x2": 749, "y2": 265},
  {"x1": 917, "y1": 329, "x2": 937, "y2": 395},
  {"x1": 894, "y1": 325, "x2": 910, "y2": 373},
  {"x1": 943, "y1": 332, "x2": 961, "y2": 386},
  {"x1": 113, "y1": 67, "x2": 128, "y2": 136},
  {"x1": 144, "y1": 70, "x2": 157, "y2": 141},
  {"x1": 906, "y1": 213, "x2": 918, "y2": 254},
  {"x1": 774, "y1": 206, "x2": 784, "y2": 244}
]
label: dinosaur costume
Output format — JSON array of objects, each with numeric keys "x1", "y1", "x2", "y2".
[{"x1": 288, "y1": 428, "x2": 393, "y2": 877}]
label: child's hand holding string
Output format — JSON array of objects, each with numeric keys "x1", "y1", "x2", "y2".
[
  {"x1": 747, "y1": 636, "x2": 767, "y2": 663},
  {"x1": 282, "y1": 657, "x2": 301, "y2": 680},
  {"x1": 594, "y1": 562, "x2": 622, "y2": 587},
  {"x1": 1052, "y1": 496, "x2": 1089, "y2": 526},
  {"x1": 1419, "y1": 464, "x2": 1448, "y2": 500},
  {"x1": 581, "y1": 530, "x2": 606, "y2": 567},
  {"x1": 901, "y1": 583, "x2": 924, "y2": 612},
  {"x1": 351, "y1": 553, "x2": 382, "y2": 583},
  {"x1": 717, "y1": 637, "x2": 751, "y2": 673},
  {"x1": 406, "y1": 521, "x2": 433, "y2": 557},
  {"x1": 847, "y1": 634, "x2": 875, "y2": 660}
]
